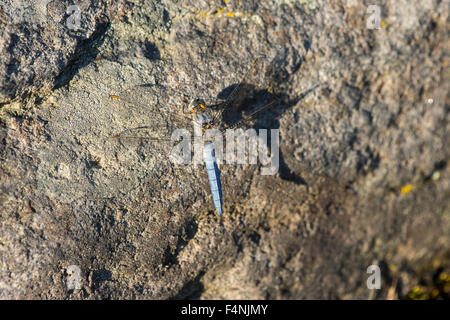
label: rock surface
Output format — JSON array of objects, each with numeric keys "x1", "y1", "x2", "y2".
[
  {"x1": 0, "y1": 0, "x2": 127, "y2": 103},
  {"x1": 0, "y1": 0, "x2": 449, "y2": 299}
]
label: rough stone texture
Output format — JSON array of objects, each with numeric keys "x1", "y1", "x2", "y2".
[
  {"x1": 0, "y1": 0, "x2": 128, "y2": 103},
  {"x1": 0, "y1": 0, "x2": 449, "y2": 299}
]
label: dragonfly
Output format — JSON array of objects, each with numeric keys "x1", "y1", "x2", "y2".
[{"x1": 106, "y1": 56, "x2": 281, "y2": 217}]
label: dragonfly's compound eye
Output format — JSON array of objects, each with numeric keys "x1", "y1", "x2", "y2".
[
  {"x1": 196, "y1": 99, "x2": 206, "y2": 109},
  {"x1": 191, "y1": 99, "x2": 206, "y2": 110},
  {"x1": 187, "y1": 98, "x2": 205, "y2": 112}
]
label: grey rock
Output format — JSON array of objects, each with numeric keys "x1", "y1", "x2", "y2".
[
  {"x1": 0, "y1": 0, "x2": 449, "y2": 299},
  {"x1": 0, "y1": 0, "x2": 127, "y2": 103}
]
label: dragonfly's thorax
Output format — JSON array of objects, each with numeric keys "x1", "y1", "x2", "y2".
[
  {"x1": 193, "y1": 112, "x2": 217, "y2": 144},
  {"x1": 195, "y1": 112, "x2": 214, "y2": 130},
  {"x1": 195, "y1": 112, "x2": 211, "y2": 123}
]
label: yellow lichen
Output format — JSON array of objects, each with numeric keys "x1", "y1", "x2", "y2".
[
  {"x1": 439, "y1": 272, "x2": 448, "y2": 281},
  {"x1": 401, "y1": 184, "x2": 414, "y2": 194},
  {"x1": 197, "y1": 7, "x2": 250, "y2": 21}
]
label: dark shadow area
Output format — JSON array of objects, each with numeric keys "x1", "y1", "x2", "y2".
[
  {"x1": 170, "y1": 271, "x2": 205, "y2": 300},
  {"x1": 91, "y1": 269, "x2": 112, "y2": 290},
  {"x1": 426, "y1": 160, "x2": 447, "y2": 183},
  {"x1": 143, "y1": 40, "x2": 161, "y2": 61},
  {"x1": 54, "y1": 18, "x2": 111, "y2": 90},
  {"x1": 216, "y1": 80, "x2": 321, "y2": 185},
  {"x1": 210, "y1": 47, "x2": 321, "y2": 185},
  {"x1": 163, "y1": 217, "x2": 199, "y2": 266}
]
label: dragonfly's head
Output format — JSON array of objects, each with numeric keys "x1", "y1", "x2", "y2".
[
  {"x1": 187, "y1": 98, "x2": 213, "y2": 130},
  {"x1": 187, "y1": 98, "x2": 206, "y2": 113}
]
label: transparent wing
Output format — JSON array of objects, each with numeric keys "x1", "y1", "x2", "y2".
[
  {"x1": 223, "y1": 83, "x2": 324, "y2": 131},
  {"x1": 223, "y1": 98, "x2": 280, "y2": 130},
  {"x1": 106, "y1": 84, "x2": 202, "y2": 149}
]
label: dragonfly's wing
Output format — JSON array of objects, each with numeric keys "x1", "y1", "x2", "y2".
[
  {"x1": 106, "y1": 84, "x2": 202, "y2": 143},
  {"x1": 222, "y1": 83, "x2": 324, "y2": 131},
  {"x1": 0, "y1": 119, "x2": 211, "y2": 216},
  {"x1": 109, "y1": 83, "x2": 199, "y2": 123},
  {"x1": 223, "y1": 98, "x2": 280, "y2": 131}
]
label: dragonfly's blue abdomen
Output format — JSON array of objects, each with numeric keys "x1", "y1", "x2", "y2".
[{"x1": 203, "y1": 142, "x2": 223, "y2": 216}]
